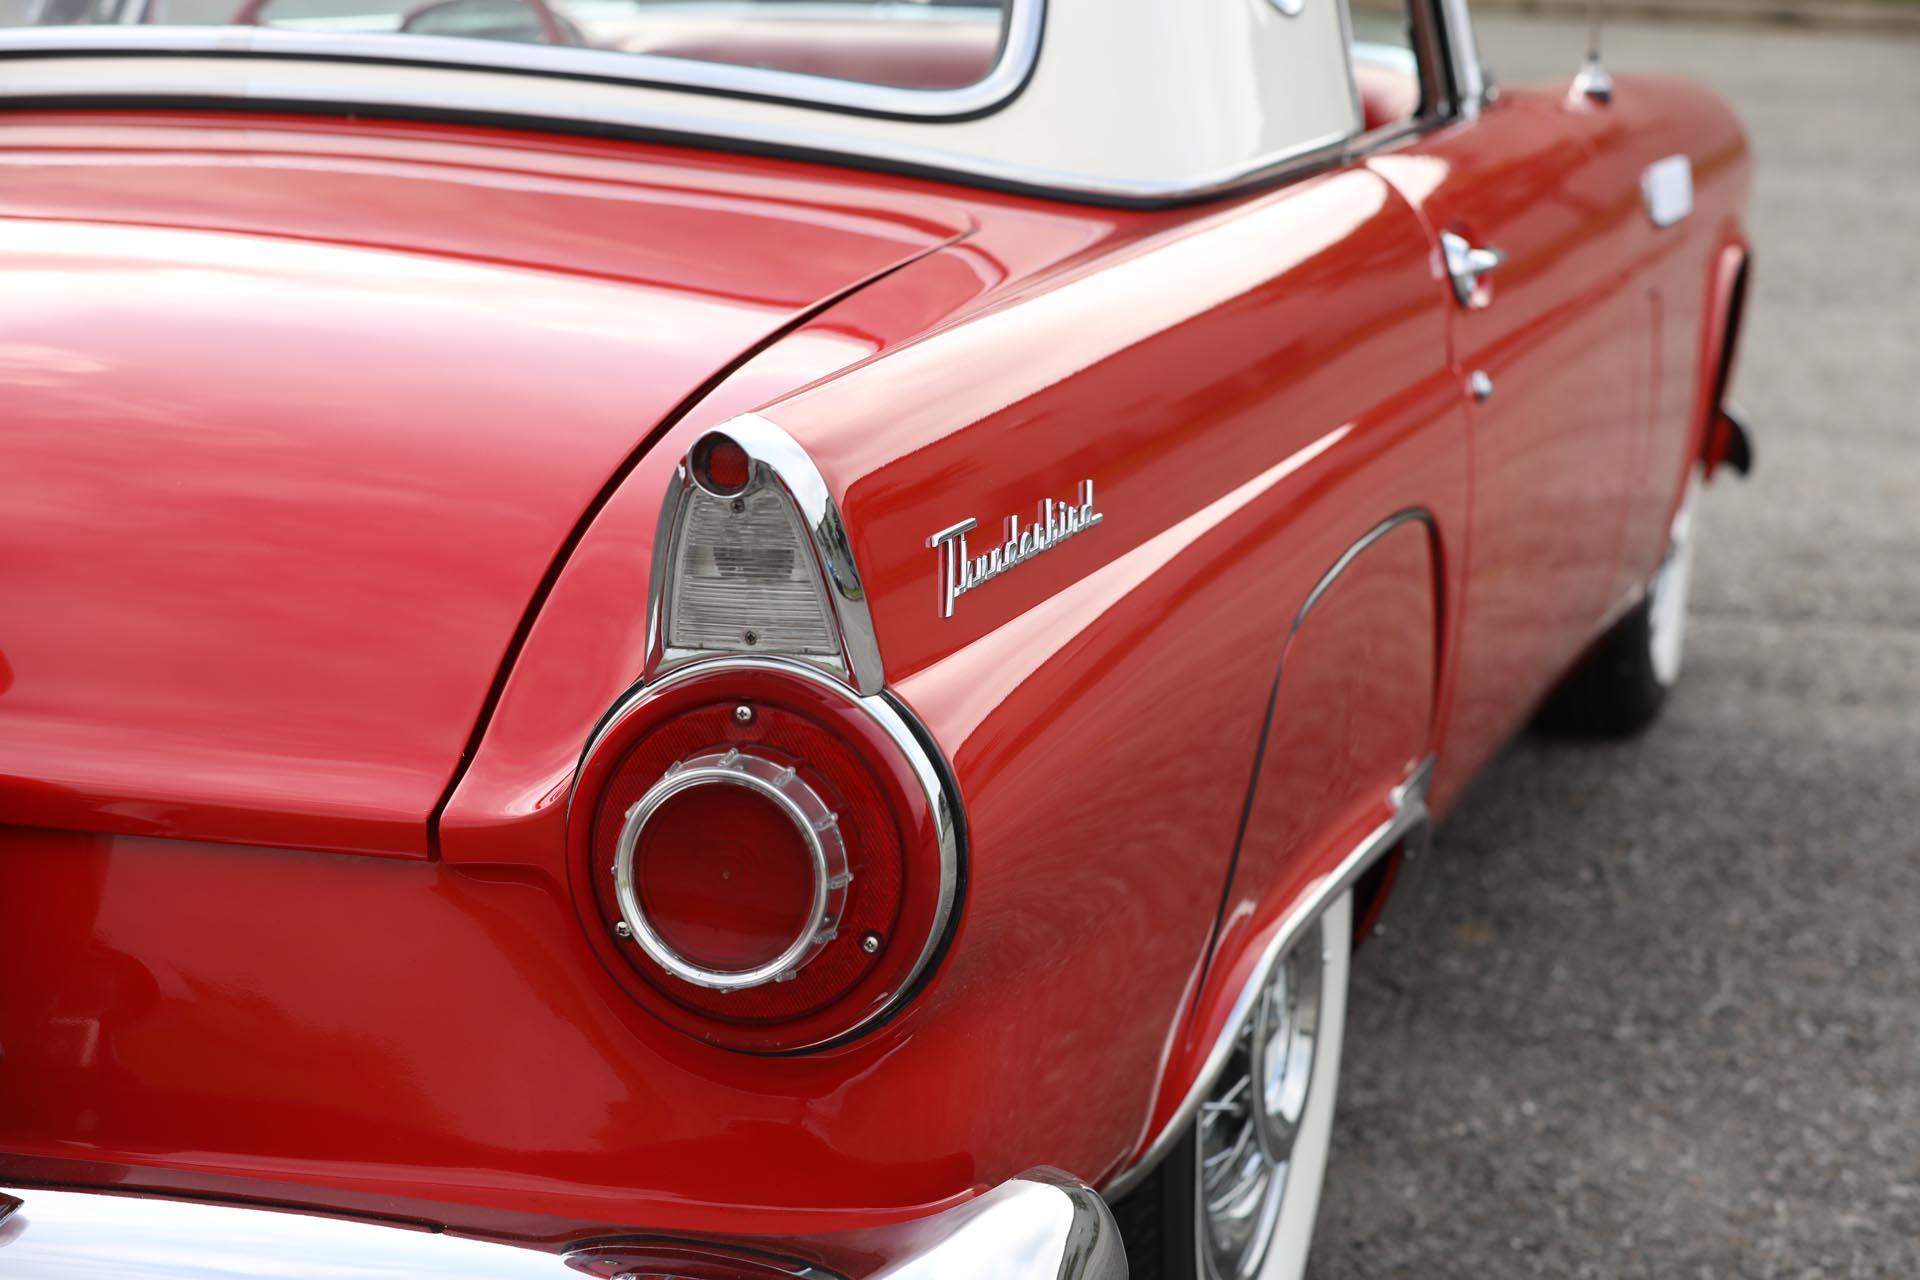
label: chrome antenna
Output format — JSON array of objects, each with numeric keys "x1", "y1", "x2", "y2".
[{"x1": 1573, "y1": 0, "x2": 1614, "y2": 104}]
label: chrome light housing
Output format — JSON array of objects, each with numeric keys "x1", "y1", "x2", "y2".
[{"x1": 648, "y1": 414, "x2": 883, "y2": 694}]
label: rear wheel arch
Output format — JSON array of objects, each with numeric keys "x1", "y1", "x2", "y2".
[{"x1": 1104, "y1": 509, "x2": 1447, "y2": 1206}]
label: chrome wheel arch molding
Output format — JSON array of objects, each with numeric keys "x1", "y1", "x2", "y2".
[
  {"x1": 1104, "y1": 508, "x2": 1443, "y2": 1201},
  {"x1": 1102, "y1": 754, "x2": 1432, "y2": 1203}
]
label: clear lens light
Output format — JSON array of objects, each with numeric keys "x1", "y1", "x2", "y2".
[{"x1": 668, "y1": 486, "x2": 841, "y2": 659}]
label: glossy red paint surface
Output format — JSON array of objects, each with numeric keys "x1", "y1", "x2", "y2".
[
  {"x1": 0, "y1": 114, "x2": 965, "y2": 857},
  {"x1": 1371, "y1": 79, "x2": 1751, "y2": 814},
  {"x1": 0, "y1": 69, "x2": 1749, "y2": 1250}
]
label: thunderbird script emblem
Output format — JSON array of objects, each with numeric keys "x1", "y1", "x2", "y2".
[{"x1": 926, "y1": 479, "x2": 1103, "y2": 618}]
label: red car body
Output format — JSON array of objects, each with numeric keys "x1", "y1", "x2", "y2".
[{"x1": 0, "y1": 41, "x2": 1750, "y2": 1272}]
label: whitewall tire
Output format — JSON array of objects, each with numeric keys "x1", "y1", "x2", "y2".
[{"x1": 1114, "y1": 892, "x2": 1353, "y2": 1280}]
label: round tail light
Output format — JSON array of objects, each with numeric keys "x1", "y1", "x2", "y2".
[
  {"x1": 568, "y1": 659, "x2": 961, "y2": 1054},
  {"x1": 616, "y1": 747, "x2": 850, "y2": 988}
]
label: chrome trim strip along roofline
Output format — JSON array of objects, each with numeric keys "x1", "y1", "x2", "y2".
[
  {"x1": 0, "y1": 58, "x2": 1355, "y2": 207},
  {"x1": 1101, "y1": 753, "x2": 1434, "y2": 1202},
  {"x1": 0, "y1": 0, "x2": 1045, "y2": 122},
  {"x1": 571, "y1": 655, "x2": 964, "y2": 1051},
  {"x1": 648, "y1": 413, "x2": 885, "y2": 697},
  {"x1": 0, "y1": 1173, "x2": 1126, "y2": 1279}
]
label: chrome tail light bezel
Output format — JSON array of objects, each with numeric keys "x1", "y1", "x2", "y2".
[
  {"x1": 568, "y1": 657, "x2": 966, "y2": 1054},
  {"x1": 570, "y1": 415, "x2": 965, "y2": 1053},
  {"x1": 647, "y1": 413, "x2": 884, "y2": 696}
]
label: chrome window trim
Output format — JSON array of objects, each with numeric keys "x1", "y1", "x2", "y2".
[
  {"x1": 573, "y1": 654, "x2": 965, "y2": 1051},
  {"x1": 1433, "y1": 0, "x2": 1486, "y2": 118},
  {"x1": 648, "y1": 412, "x2": 884, "y2": 696},
  {"x1": 0, "y1": 0, "x2": 1044, "y2": 121}
]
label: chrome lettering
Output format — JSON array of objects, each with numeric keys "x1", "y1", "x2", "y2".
[{"x1": 925, "y1": 479, "x2": 1104, "y2": 619}]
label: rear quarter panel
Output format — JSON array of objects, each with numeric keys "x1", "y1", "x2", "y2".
[
  {"x1": 438, "y1": 163, "x2": 1471, "y2": 1215},
  {"x1": 2, "y1": 158, "x2": 1468, "y2": 1239}
]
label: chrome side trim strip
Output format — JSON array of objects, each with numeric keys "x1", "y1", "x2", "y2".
[
  {"x1": 0, "y1": 0, "x2": 1044, "y2": 122},
  {"x1": 1101, "y1": 754, "x2": 1434, "y2": 1201},
  {"x1": 648, "y1": 412, "x2": 885, "y2": 697},
  {"x1": 574, "y1": 655, "x2": 964, "y2": 1050}
]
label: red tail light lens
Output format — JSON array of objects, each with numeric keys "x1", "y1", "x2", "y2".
[
  {"x1": 568, "y1": 660, "x2": 960, "y2": 1054},
  {"x1": 632, "y1": 774, "x2": 822, "y2": 973}
]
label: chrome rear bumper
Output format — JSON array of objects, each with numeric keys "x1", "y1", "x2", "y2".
[{"x1": 0, "y1": 1171, "x2": 1127, "y2": 1280}]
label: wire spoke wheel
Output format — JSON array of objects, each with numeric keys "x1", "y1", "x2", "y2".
[
  {"x1": 1195, "y1": 914, "x2": 1328, "y2": 1280},
  {"x1": 1112, "y1": 891, "x2": 1352, "y2": 1280}
]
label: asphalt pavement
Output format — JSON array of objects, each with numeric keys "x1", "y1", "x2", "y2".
[{"x1": 1308, "y1": 16, "x2": 1920, "y2": 1279}]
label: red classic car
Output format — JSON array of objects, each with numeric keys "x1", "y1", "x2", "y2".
[{"x1": 0, "y1": 0, "x2": 1752, "y2": 1275}]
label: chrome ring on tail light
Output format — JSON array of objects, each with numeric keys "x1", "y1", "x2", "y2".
[{"x1": 612, "y1": 747, "x2": 851, "y2": 992}]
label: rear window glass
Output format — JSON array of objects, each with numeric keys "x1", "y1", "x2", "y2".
[{"x1": 2, "y1": 0, "x2": 1015, "y2": 93}]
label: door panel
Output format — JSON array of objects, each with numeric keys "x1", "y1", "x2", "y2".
[{"x1": 1372, "y1": 90, "x2": 1645, "y2": 805}]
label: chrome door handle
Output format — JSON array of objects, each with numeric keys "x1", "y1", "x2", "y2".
[{"x1": 1441, "y1": 231, "x2": 1506, "y2": 309}]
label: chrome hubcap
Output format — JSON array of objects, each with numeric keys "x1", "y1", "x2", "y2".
[
  {"x1": 1196, "y1": 920, "x2": 1326, "y2": 1280},
  {"x1": 1649, "y1": 469, "x2": 1701, "y2": 689}
]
